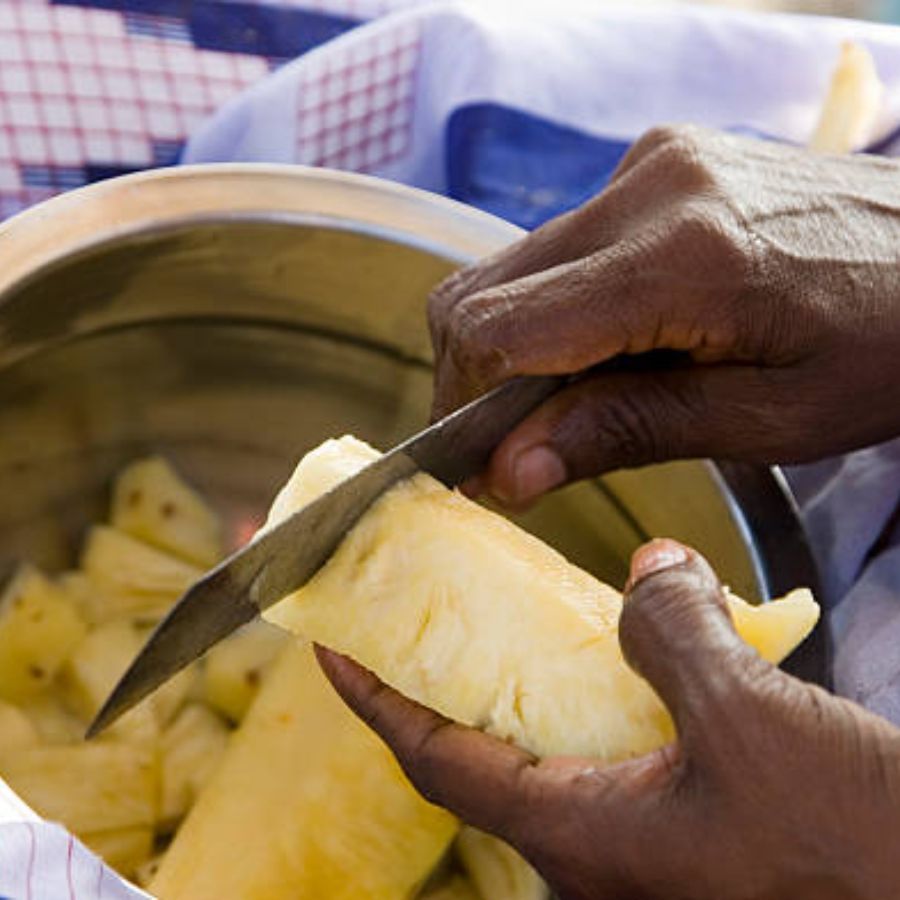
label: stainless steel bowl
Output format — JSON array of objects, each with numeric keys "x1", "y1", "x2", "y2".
[{"x1": 0, "y1": 164, "x2": 824, "y2": 682}]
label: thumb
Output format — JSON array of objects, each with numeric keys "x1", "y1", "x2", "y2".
[{"x1": 619, "y1": 539, "x2": 762, "y2": 745}]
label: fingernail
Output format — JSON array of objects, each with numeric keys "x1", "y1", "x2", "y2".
[
  {"x1": 502, "y1": 445, "x2": 566, "y2": 504},
  {"x1": 628, "y1": 539, "x2": 689, "y2": 589}
]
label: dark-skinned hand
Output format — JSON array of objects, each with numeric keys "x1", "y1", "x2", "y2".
[
  {"x1": 318, "y1": 539, "x2": 900, "y2": 900},
  {"x1": 428, "y1": 124, "x2": 900, "y2": 506}
]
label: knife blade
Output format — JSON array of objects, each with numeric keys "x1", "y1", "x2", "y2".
[{"x1": 87, "y1": 373, "x2": 564, "y2": 737}]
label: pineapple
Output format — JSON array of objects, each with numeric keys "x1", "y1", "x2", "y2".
[
  {"x1": 60, "y1": 619, "x2": 158, "y2": 745},
  {"x1": 421, "y1": 876, "x2": 481, "y2": 900},
  {"x1": 152, "y1": 665, "x2": 198, "y2": 729},
  {"x1": 202, "y1": 621, "x2": 288, "y2": 723},
  {"x1": 0, "y1": 565, "x2": 87, "y2": 702},
  {"x1": 21, "y1": 694, "x2": 86, "y2": 745},
  {"x1": 82, "y1": 827, "x2": 154, "y2": 879},
  {"x1": 135, "y1": 854, "x2": 167, "y2": 889},
  {"x1": 111, "y1": 457, "x2": 224, "y2": 568},
  {"x1": 80, "y1": 526, "x2": 202, "y2": 622},
  {"x1": 457, "y1": 828, "x2": 548, "y2": 900},
  {"x1": 0, "y1": 699, "x2": 38, "y2": 756},
  {"x1": 151, "y1": 642, "x2": 457, "y2": 900},
  {"x1": 263, "y1": 437, "x2": 820, "y2": 761},
  {"x1": 159, "y1": 703, "x2": 230, "y2": 830},
  {"x1": 0, "y1": 742, "x2": 158, "y2": 833}
]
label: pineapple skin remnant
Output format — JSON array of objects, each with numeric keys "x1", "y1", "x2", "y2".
[{"x1": 264, "y1": 436, "x2": 820, "y2": 763}]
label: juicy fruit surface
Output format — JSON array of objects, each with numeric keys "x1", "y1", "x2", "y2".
[
  {"x1": 0, "y1": 457, "x2": 267, "y2": 882},
  {"x1": 457, "y1": 828, "x2": 548, "y2": 900},
  {"x1": 266, "y1": 436, "x2": 820, "y2": 762},
  {"x1": 152, "y1": 642, "x2": 457, "y2": 900},
  {"x1": 0, "y1": 566, "x2": 87, "y2": 702},
  {"x1": 111, "y1": 456, "x2": 224, "y2": 568}
]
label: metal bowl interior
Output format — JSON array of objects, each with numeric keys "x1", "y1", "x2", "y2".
[{"x1": 0, "y1": 166, "x2": 823, "y2": 682}]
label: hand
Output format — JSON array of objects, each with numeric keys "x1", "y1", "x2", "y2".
[
  {"x1": 429, "y1": 125, "x2": 900, "y2": 506},
  {"x1": 318, "y1": 539, "x2": 900, "y2": 900}
]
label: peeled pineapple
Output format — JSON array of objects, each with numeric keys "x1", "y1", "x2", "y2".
[
  {"x1": 81, "y1": 526, "x2": 202, "y2": 622},
  {"x1": 159, "y1": 704, "x2": 230, "y2": 830},
  {"x1": 21, "y1": 694, "x2": 87, "y2": 744},
  {"x1": 264, "y1": 437, "x2": 820, "y2": 762},
  {"x1": 0, "y1": 565, "x2": 87, "y2": 702},
  {"x1": 0, "y1": 699, "x2": 38, "y2": 757},
  {"x1": 1, "y1": 743, "x2": 158, "y2": 833},
  {"x1": 111, "y1": 457, "x2": 224, "y2": 568},
  {"x1": 151, "y1": 643, "x2": 457, "y2": 900},
  {"x1": 60, "y1": 618, "x2": 159, "y2": 745},
  {"x1": 83, "y1": 827, "x2": 155, "y2": 880},
  {"x1": 421, "y1": 876, "x2": 482, "y2": 900},
  {"x1": 202, "y1": 621, "x2": 289, "y2": 723},
  {"x1": 457, "y1": 828, "x2": 548, "y2": 900}
]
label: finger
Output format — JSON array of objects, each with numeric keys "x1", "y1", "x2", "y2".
[
  {"x1": 314, "y1": 645, "x2": 541, "y2": 839},
  {"x1": 430, "y1": 214, "x2": 749, "y2": 420},
  {"x1": 480, "y1": 363, "x2": 812, "y2": 507},
  {"x1": 618, "y1": 540, "x2": 761, "y2": 745}
]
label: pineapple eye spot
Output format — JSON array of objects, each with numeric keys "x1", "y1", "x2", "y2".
[
  {"x1": 30, "y1": 610, "x2": 44, "y2": 623},
  {"x1": 127, "y1": 489, "x2": 143, "y2": 507},
  {"x1": 244, "y1": 669, "x2": 261, "y2": 689},
  {"x1": 28, "y1": 664, "x2": 46, "y2": 681},
  {"x1": 161, "y1": 501, "x2": 178, "y2": 519}
]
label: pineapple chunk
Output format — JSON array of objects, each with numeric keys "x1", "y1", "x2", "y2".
[
  {"x1": 0, "y1": 743, "x2": 158, "y2": 833},
  {"x1": 60, "y1": 619, "x2": 158, "y2": 744},
  {"x1": 159, "y1": 704, "x2": 230, "y2": 830},
  {"x1": 202, "y1": 621, "x2": 288, "y2": 723},
  {"x1": 152, "y1": 643, "x2": 457, "y2": 900},
  {"x1": 264, "y1": 437, "x2": 820, "y2": 761},
  {"x1": 21, "y1": 694, "x2": 86, "y2": 744},
  {"x1": 135, "y1": 854, "x2": 167, "y2": 889},
  {"x1": 80, "y1": 526, "x2": 202, "y2": 621},
  {"x1": 153, "y1": 665, "x2": 199, "y2": 729},
  {"x1": 457, "y1": 828, "x2": 547, "y2": 900},
  {"x1": 111, "y1": 457, "x2": 224, "y2": 568},
  {"x1": 0, "y1": 565, "x2": 87, "y2": 702},
  {"x1": 58, "y1": 568, "x2": 174, "y2": 628},
  {"x1": 82, "y1": 827, "x2": 154, "y2": 879},
  {"x1": 421, "y1": 876, "x2": 481, "y2": 900},
  {"x1": 0, "y1": 699, "x2": 38, "y2": 756}
]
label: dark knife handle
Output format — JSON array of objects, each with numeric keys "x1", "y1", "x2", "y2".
[{"x1": 401, "y1": 374, "x2": 566, "y2": 487}]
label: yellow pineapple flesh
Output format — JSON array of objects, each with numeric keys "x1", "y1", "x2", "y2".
[
  {"x1": 60, "y1": 618, "x2": 159, "y2": 745},
  {"x1": 159, "y1": 703, "x2": 230, "y2": 830},
  {"x1": 457, "y1": 828, "x2": 548, "y2": 900},
  {"x1": 80, "y1": 526, "x2": 202, "y2": 622},
  {"x1": 82, "y1": 827, "x2": 155, "y2": 880},
  {"x1": 202, "y1": 621, "x2": 288, "y2": 724},
  {"x1": 264, "y1": 436, "x2": 820, "y2": 762},
  {"x1": 1, "y1": 743, "x2": 158, "y2": 833},
  {"x1": 421, "y1": 875, "x2": 482, "y2": 900},
  {"x1": 0, "y1": 699, "x2": 39, "y2": 756},
  {"x1": 110, "y1": 456, "x2": 224, "y2": 568},
  {"x1": 151, "y1": 642, "x2": 457, "y2": 900},
  {"x1": 0, "y1": 565, "x2": 87, "y2": 702}
]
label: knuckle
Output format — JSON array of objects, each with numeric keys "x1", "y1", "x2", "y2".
[
  {"x1": 445, "y1": 289, "x2": 513, "y2": 381},
  {"x1": 428, "y1": 269, "x2": 471, "y2": 334}
]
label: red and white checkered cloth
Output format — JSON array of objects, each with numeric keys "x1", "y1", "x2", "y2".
[{"x1": 0, "y1": 0, "x2": 432, "y2": 219}]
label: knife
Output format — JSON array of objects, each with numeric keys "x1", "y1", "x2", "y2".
[{"x1": 87, "y1": 373, "x2": 565, "y2": 737}]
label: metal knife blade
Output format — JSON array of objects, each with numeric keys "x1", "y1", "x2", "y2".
[{"x1": 87, "y1": 373, "x2": 564, "y2": 737}]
